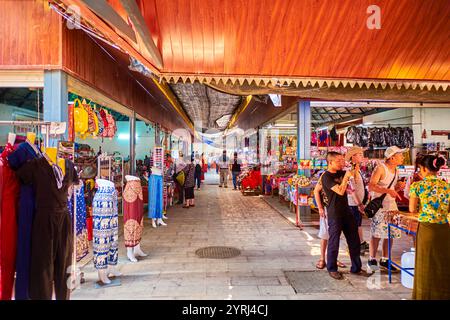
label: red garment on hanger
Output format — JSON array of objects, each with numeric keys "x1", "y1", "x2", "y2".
[{"x1": 0, "y1": 144, "x2": 20, "y2": 300}]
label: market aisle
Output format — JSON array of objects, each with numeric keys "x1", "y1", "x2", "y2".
[{"x1": 71, "y1": 184, "x2": 411, "y2": 300}]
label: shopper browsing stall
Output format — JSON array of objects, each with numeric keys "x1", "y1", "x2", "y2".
[
  {"x1": 409, "y1": 155, "x2": 450, "y2": 300},
  {"x1": 345, "y1": 147, "x2": 369, "y2": 255},
  {"x1": 320, "y1": 152, "x2": 362, "y2": 280},
  {"x1": 313, "y1": 172, "x2": 347, "y2": 270},
  {"x1": 367, "y1": 146, "x2": 406, "y2": 272},
  {"x1": 173, "y1": 152, "x2": 186, "y2": 204}
]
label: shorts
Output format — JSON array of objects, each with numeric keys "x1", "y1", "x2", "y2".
[
  {"x1": 318, "y1": 215, "x2": 329, "y2": 240},
  {"x1": 349, "y1": 206, "x2": 362, "y2": 227},
  {"x1": 370, "y1": 210, "x2": 401, "y2": 239},
  {"x1": 184, "y1": 187, "x2": 195, "y2": 200}
]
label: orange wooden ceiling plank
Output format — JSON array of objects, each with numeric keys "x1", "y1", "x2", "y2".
[
  {"x1": 318, "y1": 0, "x2": 356, "y2": 78},
  {"x1": 387, "y1": 0, "x2": 438, "y2": 80},
  {"x1": 283, "y1": 1, "x2": 313, "y2": 77},
  {"x1": 390, "y1": 0, "x2": 437, "y2": 80},
  {"x1": 189, "y1": 0, "x2": 205, "y2": 74},
  {"x1": 368, "y1": 0, "x2": 412, "y2": 80},
  {"x1": 212, "y1": 1, "x2": 225, "y2": 74}
]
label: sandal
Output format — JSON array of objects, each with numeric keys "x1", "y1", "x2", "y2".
[
  {"x1": 337, "y1": 261, "x2": 347, "y2": 268},
  {"x1": 183, "y1": 205, "x2": 189, "y2": 209},
  {"x1": 316, "y1": 259, "x2": 326, "y2": 269}
]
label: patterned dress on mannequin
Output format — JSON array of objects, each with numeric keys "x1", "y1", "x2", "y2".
[{"x1": 123, "y1": 180, "x2": 144, "y2": 247}]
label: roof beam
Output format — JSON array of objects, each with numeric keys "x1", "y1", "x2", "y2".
[
  {"x1": 80, "y1": 0, "x2": 136, "y2": 43},
  {"x1": 119, "y1": 0, "x2": 164, "y2": 69}
]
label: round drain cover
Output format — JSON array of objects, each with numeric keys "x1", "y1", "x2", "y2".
[{"x1": 195, "y1": 246, "x2": 241, "y2": 259}]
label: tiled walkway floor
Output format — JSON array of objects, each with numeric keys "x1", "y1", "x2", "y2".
[{"x1": 71, "y1": 184, "x2": 413, "y2": 300}]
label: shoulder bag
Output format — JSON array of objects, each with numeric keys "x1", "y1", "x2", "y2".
[{"x1": 364, "y1": 169, "x2": 397, "y2": 219}]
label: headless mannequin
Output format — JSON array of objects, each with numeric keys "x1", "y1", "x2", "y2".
[
  {"x1": 95, "y1": 179, "x2": 122, "y2": 284},
  {"x1": 124, "y1": 175, "x2": 148, "y2": 262},
  {"x1": 150, "y1": 167, "x2": 167, "y2": 228}
]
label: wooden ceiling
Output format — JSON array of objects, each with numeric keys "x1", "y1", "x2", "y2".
[{"x1": 134, "y1": 0, "x2": 449, "y2": 82}]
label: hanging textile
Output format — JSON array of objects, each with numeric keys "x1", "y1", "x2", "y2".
[
  {"x1": 68, "y1": 182, "x2": 89, "y2": 262},
  {"x1": 8, "y1": 141, "x2": 40, "y2": 300},
  {"x1": 0, "y1": 143, "x2": 20, "y2": 300},
  {"x1": 15, "y1": 157, "x2": 78, "y2": 300},
  {"x1": 148, "y1": 174, "x2": 163, "y2": 219},
  {"x1": 123, "y1": 180, "x2": 144, "y2": 248},
  {"x1": 92, "y1": 184, "x2": 118, "y2": 270}
]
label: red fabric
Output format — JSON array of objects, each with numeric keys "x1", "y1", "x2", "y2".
[
  {"x1": 0, "y1": 144, "x2": 20, "y2": 300},
  {"x1": 86, "y1": 216, "x2": 93, "y2": 241},
  {"x1": 241, "y1": 170, "x2": 262, "y2": 190}
]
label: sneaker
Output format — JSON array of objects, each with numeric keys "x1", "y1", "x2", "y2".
[
  {"x1": 366, "y1": 259, "x2": 379, "y2": 273},
  {"x1": 380, "y1": 258, "x2": 399, "y2": 272}
]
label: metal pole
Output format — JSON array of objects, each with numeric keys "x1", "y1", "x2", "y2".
[
  {"x1": 130, "y1": 111, "x2": 136, "y2": 175},
  {"x1": 297, "y1": 101, "x2": 311, "y2": 223}
]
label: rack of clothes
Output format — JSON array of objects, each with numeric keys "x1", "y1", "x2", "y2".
[
  {"x1": 0, "y1": 123, "x2": 79, "y2": 300},
  {"x1": 345, "y1": 125, "x2": 414, "y2": 148}
]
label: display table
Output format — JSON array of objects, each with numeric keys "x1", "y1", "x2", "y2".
[{"x1": 388, "y1": 214, "x2": 418, "y2": 284}]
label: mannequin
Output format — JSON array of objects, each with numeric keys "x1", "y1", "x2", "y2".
[
  {"x1": 148, "y1": 167, "x2": 166, "y2": 228},
  {"x1": 124, "y1": 175, "x2": 147, "y2": 263},
  {"x1": 93, "y1": 179, "x2": 121, "y2": 285}
]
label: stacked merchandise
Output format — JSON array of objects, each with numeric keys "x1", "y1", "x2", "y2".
[
  {"x1": 72, "y1": 98, "x2": 117, "y2": 140},
  {"x1": 238, "y1": 165, "x2": 262, "y2": 194}
]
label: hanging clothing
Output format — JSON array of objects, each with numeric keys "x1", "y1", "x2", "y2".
[
  {"x1": 92, "y1": 185, "x2": 118, "y2": 270},
  {"x1": 16, "y1": 157, "x2": 79, "y2": 300},
  {"x1": 0, "y1": 144, "x2": 20, "y2": 300},
  {"x1": 148, "y1": 174, "x2": 163, "y2": 219},
  {"x1": 7, "y1": 141, "x2": 40, "y2": 300},
  {"x1": 123, "y1": 180, "x2": 144, "y2": 247},
  {"x1": 68, "y1": 183, "x2": 89, "y2": 262}
]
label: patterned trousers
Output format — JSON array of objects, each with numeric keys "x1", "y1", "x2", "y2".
[{"x1": 93, "y1": 186, "x2": 118, "y2": 270}]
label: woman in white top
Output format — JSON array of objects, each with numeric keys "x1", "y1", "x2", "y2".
[{"x1": 367, "y1": 146, "x2": 406, "y2": 272}]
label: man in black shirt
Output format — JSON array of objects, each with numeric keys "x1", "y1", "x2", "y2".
[{"x1": 321, "y1": 152, "x2": 362, "y2": 279}]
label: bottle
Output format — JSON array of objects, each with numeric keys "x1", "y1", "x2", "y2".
[{"x1": 401, "y1": 248, "x2": 415, "y2": 289}]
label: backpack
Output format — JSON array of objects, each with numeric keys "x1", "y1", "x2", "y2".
[{"x1": 73, "y1": 98, "x2": 89, "y2": 138}]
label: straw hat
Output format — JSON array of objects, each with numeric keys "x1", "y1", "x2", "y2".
[{"x1": 345, "y1": 146, "x2": 366, "y2": 162}]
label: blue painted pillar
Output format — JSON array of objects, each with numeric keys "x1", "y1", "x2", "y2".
[
  {"x1": 297, "y1": 100, "x2": 311, "y2": 219},
  {"x1": 43, "y1": 70, "x2": 68, "y2": 143}
]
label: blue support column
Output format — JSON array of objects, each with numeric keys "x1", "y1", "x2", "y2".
[
  {"x1": 297, "y1": 100, "x2": 311, "y2": 220},
  {"x1": 44, "y1": 70, "x2": 68, "y2": 143}
]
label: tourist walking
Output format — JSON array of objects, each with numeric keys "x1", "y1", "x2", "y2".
[
  {"x1": 182, "y1": 157, "x2": 196, "y2": 208},
  {"x1": 194, "y1": 156, "x2": 202, "y2": 190},
  {"x1": 320, "y1": 152, "x2": 362, "y2": 280},
  {"x1": 230, "y1": 152, "x2": 242, "y2": 190},
  {"x1": 218, "y1": 150, "x2": 230, "y2": 188},
  {"x1": 409, "y1": 154, "x2": 450, "y2": 300}
]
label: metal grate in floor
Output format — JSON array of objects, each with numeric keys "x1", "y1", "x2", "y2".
[{"x1": 195, "y1": 246, "x2": 241, "y2": 259}]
